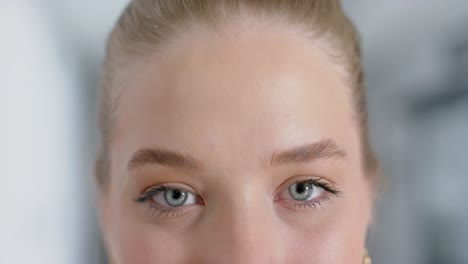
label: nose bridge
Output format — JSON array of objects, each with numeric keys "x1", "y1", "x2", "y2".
[{"x1": 199, "y1": 188, "x2": 285, "y2": 263}]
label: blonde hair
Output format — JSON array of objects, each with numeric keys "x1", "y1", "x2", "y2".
[{"x1": 96, "y1": 0, "x2": 378, "y2": 188}]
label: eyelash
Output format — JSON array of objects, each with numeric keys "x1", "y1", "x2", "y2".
[
  {"x1": 134, "y1": 185, "x2": 203, "y2": 219},
  {"x1": 134, "y1": 178, "x2": 341, "y2": 219},
  {"x1": 277, "y1": 178, "x2": 341, "y2": 211},
  {"x1": 134, "y1": 185, "x2": 169, "y2": 203}
]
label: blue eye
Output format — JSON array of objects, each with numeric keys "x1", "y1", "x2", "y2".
[
  {"x1": 164, "y1": 189, "x2": 188, "y2": 206},
  {"x1": 134, "y1": 184, "x2": 202, "y2": 219},
  {"x1": 135, "y1": 185, "x2": 199, "y2": 208},
  {"x1": 288, "y1": 182, "x2": 325, "y2": 201},
  {"x1": 275, "y1": 178, "x2": 341, "y2": 212},
  {"x1": 154, "y1": 188, "x2": 197, "y2": 207}
]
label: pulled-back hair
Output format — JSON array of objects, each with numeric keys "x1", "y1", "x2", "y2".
[{"x1": 96, "y1": 0, "x2": 377, "y2": 188}]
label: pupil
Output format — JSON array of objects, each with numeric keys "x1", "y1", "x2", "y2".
[
  {"x1": 296, "y1": 183, "x2": 306, "y2": 194},
  {"x1": 172, "y1": 190, "x2": 181, "y2": 199}
]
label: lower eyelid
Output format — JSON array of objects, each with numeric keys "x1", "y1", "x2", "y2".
[
  {"x1": 297, "y1": 200, "x2": 324, "y2": 210},
  {"x1": 144, "y1": 202, "x2": 202, "y2": 219},
  {"x1": 276, "y1": 195, "x2": 334, "y2": 212}
]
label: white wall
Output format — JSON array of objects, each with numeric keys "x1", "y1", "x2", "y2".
[{"x1": 2, "y1": 1, "x2": 127, "y2": 263}]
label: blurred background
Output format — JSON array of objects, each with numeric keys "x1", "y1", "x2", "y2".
[{"x1": 2, "y1": 0, "x2": 467, "y2": 263}]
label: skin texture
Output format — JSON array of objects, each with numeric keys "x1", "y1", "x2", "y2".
[{"x1": 99, "y1": 21, "x2": 372, "y2": 264}]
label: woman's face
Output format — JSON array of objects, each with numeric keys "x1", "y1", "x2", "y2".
[{"x1": 100, "y1": 24, "x2": 372, "y2": 264}]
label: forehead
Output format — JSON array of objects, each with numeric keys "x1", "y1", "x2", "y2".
[{"x1": 112, "y1": 26, "x2": 360, "y2": 171}]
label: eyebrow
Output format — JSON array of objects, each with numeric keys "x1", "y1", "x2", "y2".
[
  {"x1": 269, "y1": 138, "x2": 347, "y2": 166},
  {"x1": 127, "y1": 138, "x2": 346, "y2": 171},
  {"x1": 127, "y1": 148, "x2": 202, "y2": 171}
]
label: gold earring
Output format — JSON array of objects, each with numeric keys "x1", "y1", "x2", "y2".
[{"x1": 362, "y1": 248, "x2": 372, "y2": 264}]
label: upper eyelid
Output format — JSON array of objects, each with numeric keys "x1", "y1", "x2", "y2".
[
  {"x1": 135, "y1": 183, "x2": 200, "y2": 203},
  {"x1": 275, "y1": 176, "x2": 333, "y2": 192},
  {"x1": 294, "y1": 177, "x2": 340, "y2": 192},
  {"x1": 135, "y1": 177, "x2": 340, "y2": 203},
  {"x1": 141, "y1": 183, "x2": 196, "y2": 194},
  {"x1": 274, "y1": 178, "x2": 342, "y2": 201},
  {"x1": 134, "y1": 188, "x2": 162, "y2": 203}
]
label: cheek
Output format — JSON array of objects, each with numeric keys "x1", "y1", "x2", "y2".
[
  {"x1": 109, "y1": 218, "x2": 192, "y2": 264},
  {"x1": 286, "y1": 186, "x2": 371, "y2": 263},
  {"x1": 285, "y1": 212, "x2": 367, "y2": 264},
  {"x1": 104, "y1": 193, "x2": 191, "y2": 264}
]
